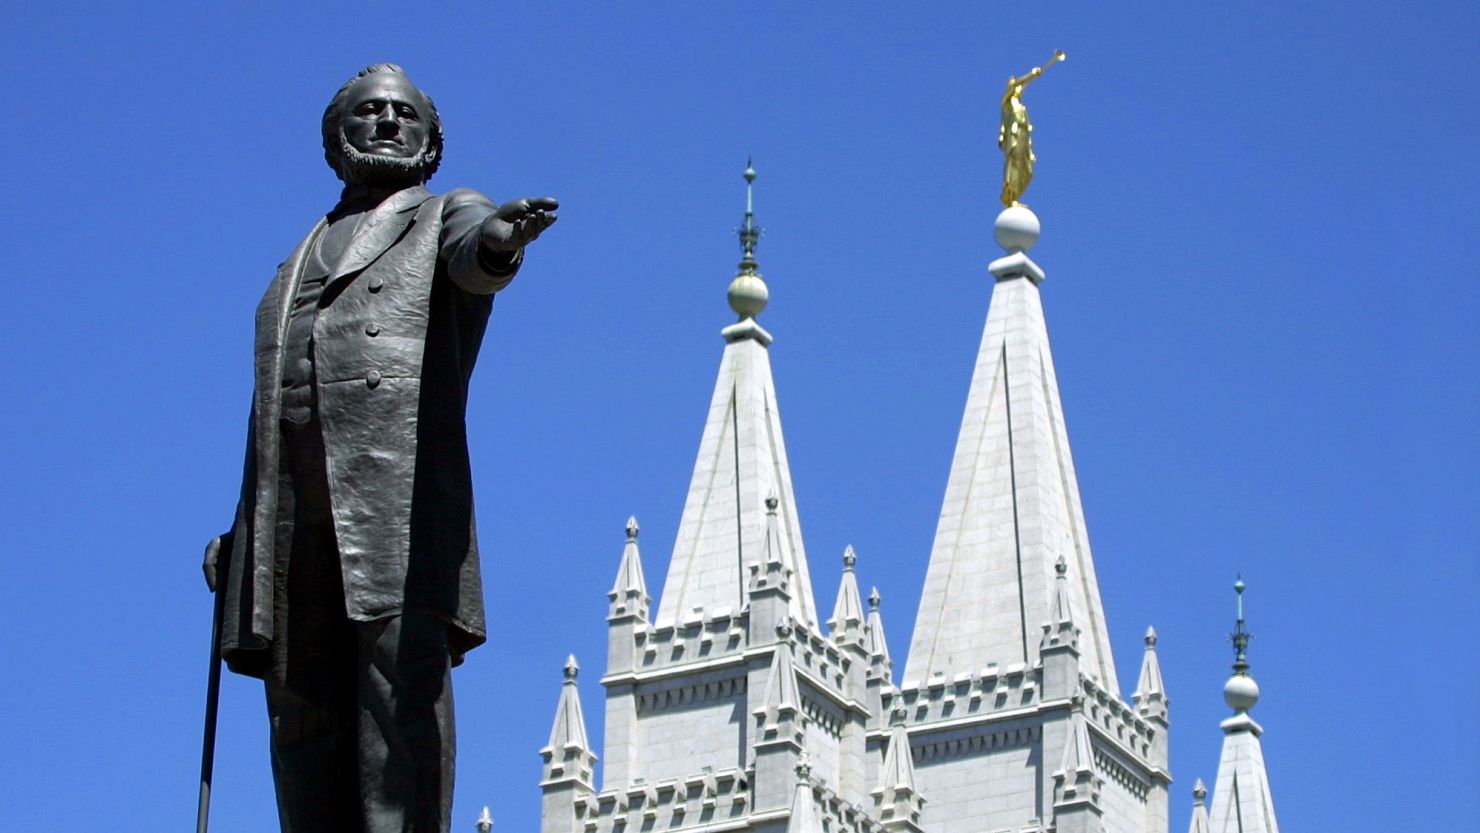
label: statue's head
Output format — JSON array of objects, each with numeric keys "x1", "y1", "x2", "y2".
[{"x1": 322, "y1": 64, "x2": 444, "y2": 186}]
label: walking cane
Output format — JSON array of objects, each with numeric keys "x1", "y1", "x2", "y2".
[{"x1": 197, "y1": 534, "x2": 229, "y2": 833}]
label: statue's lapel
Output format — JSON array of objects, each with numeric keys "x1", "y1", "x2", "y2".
[
  {"x1": 262, "y1": 217, "x2": 326, "y2": 364},
  {"x1": 329, "y1": 185, "x2": 433, "y2": 284}
]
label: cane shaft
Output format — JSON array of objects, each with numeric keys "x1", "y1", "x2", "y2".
[{"x1": 196, "y1": 578, "x2": 225, "y2": 833}]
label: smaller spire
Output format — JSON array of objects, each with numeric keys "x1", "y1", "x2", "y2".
[
  {"x1": 829, "y1": 545, "x2": 866, "y2": 645},
  {"x1": 866, "y1": 587, "x2": 893, "y2": 667},
  {"x1": 545, "y1": 654, "x2": 590, "y2": 750},
  {"x1": 1134, "y1": 625, "x2": 1167, "y2": 707},
  {"x1": 759, "y1": 638, "x2": 802, "y2": 722},
  {"x1": 879, "y1": 696, "x2": 918, "y2": 789},
  {"x1": 1056, "y1": 696, "x2": 1097, "y2": 778},
  {"x1": 477, "y1": 806, "x2": 494, "y2": 833},
  {"x1": 873, "y1": 689, "x2": 924, "y2": 831},
  {"x1": 608, "y1": 515, "x2": 650, "y2": 617},
  {"x1": 1186, "y1": 780, "x2": 1210, "y2": 833},
  {"x1": 1052, "y1": 695, "x2": 1103, "y2": 818},
  {"x1": 755, "y1": 638, "x2": 805, "y2": 756},
  {"x1": 542, "y1": 656, "x2": 596, "y2": 786},
  {"x1": 1041, "y1": 555, "x2": 1079, "y2": 651},
  {"x1": 785, "y1": 752, "x2": 824, "y2": 833},
  {"x1": 762, "y1": 492, "x2": 786, "y2": 569}
]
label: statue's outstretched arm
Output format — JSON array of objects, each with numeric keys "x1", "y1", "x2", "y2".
[{"x1": 1011, "y1": 51, "x2": 1065, "y2": 94}]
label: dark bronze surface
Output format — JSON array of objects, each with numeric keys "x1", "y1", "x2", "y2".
[{"x1": 205, "y1": 63, "x2": 557, "y2": 833}]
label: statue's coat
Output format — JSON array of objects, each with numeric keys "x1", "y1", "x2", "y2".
[{"x1": 219, "y1": 185, "x2": 515, "y2": 677}]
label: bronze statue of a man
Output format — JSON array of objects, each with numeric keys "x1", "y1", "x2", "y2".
[{"x1": 204, "y1": 63, "x2": 557, "y2": 832}]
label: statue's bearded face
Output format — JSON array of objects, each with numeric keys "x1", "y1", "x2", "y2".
[{"x1": 330, "y1": 74, "x2": 439, "y2": 186}]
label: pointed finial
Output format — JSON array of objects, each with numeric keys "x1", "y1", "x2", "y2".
[
  {"x1": 775, "y1": 616, "x2": 794, "y2": 639},
  {"x1": 1192, "y1": 778, "x2": 1207, "y2": 803},
  {"x1": 1223, "y1": 576, "x2": 1261, "y2": 713},
  {"x1": 842, "y1": 544, "x2": 857, "y2": 569},
  {"x1": 1231, "y1": 575, "x2": 1250, "y2": 675},
  {"x1": 1054, "y1": 555, "x2": 1068, "y2": 576},
  {"x1": 1144, "y1": 625, "x2": 1158, "y2": 647},
  {"x1": 765, "y1": 491, "x2": 779, "y2": 514},
  {"x1": 477, "y1": 806, "x2": 494, "y2": 833},
  {"x1": 739, "y1": 157, "x2": 761, "y2": 274},
  {"x1": 889, "y1": 687, "x2": 909, "y2": 726},
  {"x1": 563, "y1": 654, "x2": 580, "y2": 682},
  {"x1": 868, "y1": 586, "x2": 882, "y2": 610},
  {"x1": 795, "y1": 750, "x2": 812, "y2": 781},
  {"x1": 728, "y1": 159, "x2": 769, "y2": 320},
  {"x1": 625, "y1": 515, "x2": 639, "y2": 541}
]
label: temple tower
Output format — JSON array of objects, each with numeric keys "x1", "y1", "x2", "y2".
[
  {"x1": 896, "y1": 204, "x2": 1169, "y2": 833},
  {"x1": 1198, "y1": 580, "x2": 1281, "y2": 833},
  {"x1": 539, "y1": 163, "x2": 890, "y2": 833}
]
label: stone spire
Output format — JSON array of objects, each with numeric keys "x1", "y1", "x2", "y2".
[
  {"x1": 608, "y1": 516, "x2": 649, "y2": 619},
  {"x1": 828, "y1": 545, "x2": 866, "y2": 646},
  {"x1": 1051, "y1": 696, "x2": 1104, "y2": 833},
  {"x1": 753, "y1": 624, "x2": 807, "y2": 811},
  {"x1": 904, "y1": 205, "x2": 1118, "y2": 689},
  {"x1": 540, "y1": 656, "x2": 596, "y2": 833},
  {"x1": 1134, "y1": 626, "x2": 1167, "y2": 707},
  {"x1": 873, "y1": 696, "x2": 924, "y2": 833},
  {"x1": 655, "y1": 160, "x2": 818, "y2": 630},
  {"x1": 865, "y1": 587, "x2": 892, "y2": 670},
  {"x1": 1207, "y1": 579, "x2": 1281, "y2": 833},
  {"x1": 785, "y1": 757, "x2": 824, "y2": 833},
  {"x1": 757, "y1": 629, "x2": 802, "y2": 731},
  {"x1": 1134, "y1": 623, "x2": 1171, "y2": 821},
  {"x1": 1186, "y1": 780, "x2": 1210, "y2": 833},
  {"x1": 543, "y1": 656, "x2": 595, "y2": 769},
  {"x1": 1042, "y1": 555, "x2": 1080, "y2": 651}
]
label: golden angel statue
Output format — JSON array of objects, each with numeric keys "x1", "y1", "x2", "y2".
[{"x1": 999, "y1": 50, "x2": 1065, "y2": 208}]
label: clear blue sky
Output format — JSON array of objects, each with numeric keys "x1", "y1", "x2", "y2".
[{"x1": 3, "y1": 2, "x2": 1476, "y2": 830}]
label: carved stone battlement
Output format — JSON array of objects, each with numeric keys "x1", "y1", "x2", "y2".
[
  {"x1": 1080, "y1": 676, "x2": 1157, "y2": 764},
  {"x1": 808, "y1": 778, "x2": 888, "y2": 833},
  {"x1": 891, "y1": 663, "x2": 1040, "y2": 726},
  {"x1": 787, "y1": 627, "x2": 854, "y2": 699},
  {"x1": 631, "y1": 611, "x2": 749, "y2": 676},
  {"x1": 578, "y1": 768, "x2": 751, "y2": 833}
]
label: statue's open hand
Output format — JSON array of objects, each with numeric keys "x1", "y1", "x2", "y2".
[
  {"x1": 480, "y1": 197, "x2": 559, "y2": 252},
  {"x1": 203, "y1": 535, "x2": 224, "y2": 592}
]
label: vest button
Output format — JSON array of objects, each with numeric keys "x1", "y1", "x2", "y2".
[
  {"x1": 365, "y1": 322, "x2": 381, "y2": 337},
  {"x1": 366, "y1": 370, "x2": 381, "y2": 389},
  {"x1": 368, "y1": 277, "x2": 384, "y2": 293}
]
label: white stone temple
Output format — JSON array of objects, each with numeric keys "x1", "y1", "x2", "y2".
[{"x1": 532, "y1": 167, "x2": 1281, "y2": 833}]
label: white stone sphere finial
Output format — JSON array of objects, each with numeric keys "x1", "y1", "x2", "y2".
[
  {"x1": 728, "y1": 273, "x2": 769, "y2": 319},
  {"x1": 1223, "y1": 672, "x2": 1260, "y2": 712},
  {"x1": 994, "y1": 205, "x2": 1041, "y2": 253}
]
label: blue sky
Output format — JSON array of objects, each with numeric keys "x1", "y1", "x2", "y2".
[{"x1": 3, "y1": 2, "x2": 1477, "y2": 830}]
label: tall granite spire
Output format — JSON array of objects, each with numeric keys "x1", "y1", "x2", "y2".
[
  {"x1": 903, "y1": 204, "x2": 1118, "y2": 690},
  {"x1": 887, "y1": 205, "x2": 1165, "y2": 833},
  {"x1": 1207, "y1": 579, "x2": 1281, "y2": 833},
  {"x1": 654, "y1": 160, "x2": 818, "y2": 630}
]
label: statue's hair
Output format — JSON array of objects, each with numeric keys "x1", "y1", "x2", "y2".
[{"x1": 322, "y1": 63, "x2": 444, "y2": 182}]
